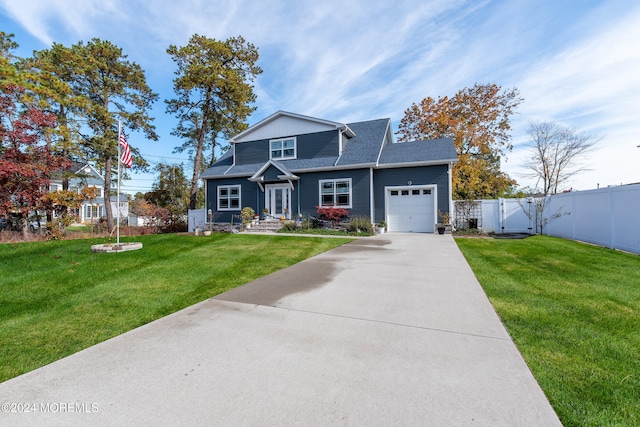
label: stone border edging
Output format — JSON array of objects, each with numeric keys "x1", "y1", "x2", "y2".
[{"x1": 91, "y1": 242, "x2": 143, "y2": 253}]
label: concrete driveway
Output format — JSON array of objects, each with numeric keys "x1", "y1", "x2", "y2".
[{"x1": 0, "y1": 233, "x2": 561, "y2": 426}]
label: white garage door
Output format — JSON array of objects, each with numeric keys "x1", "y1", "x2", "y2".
[{"x1": 387, "y1": 187, "x2": 435, "y2": 233}]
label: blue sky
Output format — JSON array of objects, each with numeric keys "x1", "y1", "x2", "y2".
[{"x1": 2, "y1": 0, "x2": 639, "y2": 194}]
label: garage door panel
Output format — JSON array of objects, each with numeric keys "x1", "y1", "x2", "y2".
[{"x1": 387, "y1": 188, "x2": 435, "y2": 233}]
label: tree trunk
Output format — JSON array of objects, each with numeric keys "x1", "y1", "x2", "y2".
[
  {"x1": 189, "y1": 130, "x2": 205, "y2": 210},
  {"x1": 189, "y1": 98, "x2": 211, "y2": 210}
]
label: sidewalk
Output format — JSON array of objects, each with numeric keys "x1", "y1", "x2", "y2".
[{"x1": 0, "y1": 233, "x2": 561, "y2": 426}]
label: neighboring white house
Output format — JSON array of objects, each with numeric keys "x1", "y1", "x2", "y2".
[{"x1": 50, "y1": 162, "x2": 129, "y2": 224}]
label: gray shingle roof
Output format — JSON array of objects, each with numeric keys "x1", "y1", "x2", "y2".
[
  {"x1": 200, "y1": 116, "x2": 457, "y2": 179},
  {"x1": 200, "y1": 150, "x2": 234, "y2": 178},
  {"x1": 336, "y1": 118, "x2": 389, "y2": 166},
  {"x1": 378, "y1": 138, "x2": 457, "y2": 165}
]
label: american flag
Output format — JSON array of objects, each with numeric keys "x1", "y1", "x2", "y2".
[{"x1": 119, "y1": 133, "x2": 132, "y2": 168}]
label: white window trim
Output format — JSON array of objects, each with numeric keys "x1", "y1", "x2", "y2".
[
  {"x1": 319, "y1": 178, "x2": 352, "y2": 209},
  {"x1": 270, "y1": 137, "x2": 297, "y2": 160},
  {"x1": 217, "y1": 185, "x2": 241, "y2": 211}
]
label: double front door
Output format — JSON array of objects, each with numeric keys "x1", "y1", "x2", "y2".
[{"x1": 265, "y1": 184, "x2": 291, "y2": 219}]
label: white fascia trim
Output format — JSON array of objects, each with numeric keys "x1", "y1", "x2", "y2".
[
  {"x1": 290, "y1": 163, "x2": 376, "y2": 174},
  {"x1": 249, "y1": 159, "x2": 292, "y2": 181},
  {"x1": 339, "y1": 124, "x2": 356, "y2": 138},
  {"x1": 375, "y1": 159, "x2": 458, "y2": 169},
  {"x1": 277, "y1": 174, "x2": 299, "y2": 181},
  {"x1": 202, "y1": 172, "x2": 253, "y2": 179},
  {"x1": 374, "y1": 121, "x2": 392, "y2": 166},
  {"x1": 220, "y1": 145, "x2": 236, "y2": 175},
  {"x1": 77, "y1": 163, "x2": 103, "y2": 181},
  {"x1": 229, "y1": 111, "x2": 352, "y2": 143},
  {"x1": 250, "y1": 161, "x2": 275, "y2": 180}
]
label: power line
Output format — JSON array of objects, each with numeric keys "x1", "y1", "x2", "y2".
[{"x1": 141, "y1": 153, "x2": 191, "y2": 161}]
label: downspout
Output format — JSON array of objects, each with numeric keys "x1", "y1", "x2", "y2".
[
  {"x1": 297, "y1": 176, "x2": 301, "y2": 216},
  {"x1": 334, "y1": 128, "x2": 344, "y2": 166},
  {"x1": 448, "y1": 161, "x2": 453, "y2": 218}
]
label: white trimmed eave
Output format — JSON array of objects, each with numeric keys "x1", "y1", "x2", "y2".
[
  {"x1": 340, "y1": 124, "x2": 356, "y2": 138},
  {"x1": 375, "y1": 158, "x2": 459, "y2": 169},
  {"x1": 76, "y1": 163, "x2": 104, "y2": 182},
  {"x1": 277, "y1": 174, "x2": 299, "y2": 180},
  {"x1": 201, "y1": 172, "x2": 253, "y2": 180},
  {"x1": 248, "y1": 159, "x2": 293, "y2": 180},
  {"x1": 374, "y1": 121, "x2": 392, "y2": 166},
  {"x1": 201, "y1": 158, "x2": 458, "y2": 179},
  {"x1": 229, "y1": 111, "x2": 353, "y2": 143}
]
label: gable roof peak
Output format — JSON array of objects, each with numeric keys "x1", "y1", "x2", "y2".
[{"x1": 230, "y1": 110, "x2": 355, "y2": 143}]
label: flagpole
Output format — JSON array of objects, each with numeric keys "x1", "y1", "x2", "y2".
[{"x1": 117, "y1": 121, "x2": 121, "y2": 246}]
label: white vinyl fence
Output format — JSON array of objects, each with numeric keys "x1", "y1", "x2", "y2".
[
  {"x1": 188, "y1": 208, "x2": 206, "y2": 233},
  {"x1": 545, "y1": 185, "x2": 640, "y2": 254},
  {"x1": 454, "y1": 183, "x2": 640, "y2": 255}
]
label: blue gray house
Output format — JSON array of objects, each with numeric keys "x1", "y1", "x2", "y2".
[{"x1": 201, "y1": 111, "x2": 457, "y2": 232}]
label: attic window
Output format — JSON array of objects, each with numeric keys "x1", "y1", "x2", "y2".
[{"x1": 270, "y1": 137, "x2": 296, "y2": 160}]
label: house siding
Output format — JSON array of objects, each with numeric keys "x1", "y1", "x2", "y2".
[
  {"x1": 206, "y1": 177, "x2": 260, "y2": 223},
  {"x1": 263, "y1": 165, "x2": 283, "y2": 182},
  {"x1": 373, "y1": 165, "x2": 449, "y2": 222},
  {"x1": 296, "y1": 130, "x2": 339, "y2": 159},
  {"x1": 234, "y1": 140, "x2": 269, "y2": 165},
  {"x1": 297, "y1": 168, "x2": 371, "y2": 218},
  {"x1": 234, "y1": 130, "x2": 339, "y2": 165}
]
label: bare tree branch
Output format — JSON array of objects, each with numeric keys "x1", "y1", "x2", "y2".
[{"x1": 523, "y1": 121, "x2": 600, "y2": 195}]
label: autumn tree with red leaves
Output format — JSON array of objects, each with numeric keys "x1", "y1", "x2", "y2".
[{"x1": 0, "y1": 84, "x2": 70, "y2": 235}]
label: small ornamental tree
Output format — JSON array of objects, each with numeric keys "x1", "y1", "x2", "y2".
[
  {"x1": 40, "y1": 187, "x2": 97, "y2": 239},
  {"x1": 315, "y1": 206, "x2": 349, "y2": 227},
  {"x1": 518, "y1": 196, "x2": 568, "y2": 235},
  {"x1": 0, "y1": 84, "x2": 70, "y2": 236}
]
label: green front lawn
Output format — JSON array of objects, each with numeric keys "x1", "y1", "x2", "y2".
[
  {"x1": 456, "y1": 235, "x2": 640, "y2": 427},
  {"x1": 0, "y1": 233, "x2": 350, "y2": 383}
]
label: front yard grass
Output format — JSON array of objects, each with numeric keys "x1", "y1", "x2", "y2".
[
  {"x1": 456, "y1": 235, "x2": 640, "y2": 427},
  {"x1": 0, "y1": 233, "x2": 350, "y2": 383}
]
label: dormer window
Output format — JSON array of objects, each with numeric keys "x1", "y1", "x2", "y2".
[{"x1": 270, "y1": 137, "x2": 296, "y2": 160}]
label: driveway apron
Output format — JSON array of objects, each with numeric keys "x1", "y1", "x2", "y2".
[{"x1": 0, "y1": 233, "x2": 561, "y2": 426}]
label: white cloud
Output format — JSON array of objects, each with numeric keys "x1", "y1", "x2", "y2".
[
  {"x1": 2, "y1": 0, "x2": 639, "y2": 192},
  {"x1": 505, "y1": 5, "x2": 640, "y2": 189}
]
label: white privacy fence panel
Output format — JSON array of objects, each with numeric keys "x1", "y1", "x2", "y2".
[
  {"x1": 457, "y1": 199, "x2": 532, "y2": 234},
  {"x1": 501, "y1": 198, "x2": 533, "y2": 234},
  {"x1": 459, "y1": 183, "x2": 640, "y2": 255},
  {"x1": 480, "y1": 200, "x2": 499, "y2": 233},
  {"x1": 188, "y1": 209, "x2": 206, "y2": 233},
  {"x1": 612, "y1": 185, "x2": 640, "y2": 254},
  {"x1": 546, "y1": 185, "x2": 640, "y2": 254}
]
